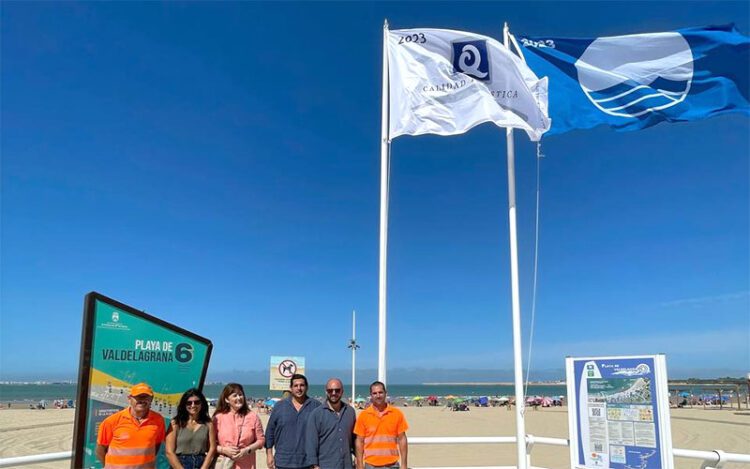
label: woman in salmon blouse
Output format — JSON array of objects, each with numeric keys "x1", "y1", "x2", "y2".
[{"x1": 213, "y1": 383, "x2": 265, "y2": 469}]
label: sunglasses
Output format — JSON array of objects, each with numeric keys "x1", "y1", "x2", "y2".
[
  {"x1": 326, "y1": 388, "x2": 343, "y2": 394},
  {"x1": 130, "y1": 395, "x2": 153, "y2": 403},
  {"x1": 186, "y1": 400, "x2": 202, "y2": 407}
]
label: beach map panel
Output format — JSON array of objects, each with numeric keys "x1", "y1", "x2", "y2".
[{"x1": 567, "y1": 355, "x2": 673, "y2": 469}]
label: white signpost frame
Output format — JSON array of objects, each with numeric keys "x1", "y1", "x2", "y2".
[{"x1": 566, "y1": 354, "x2": 674, "y2": 469}]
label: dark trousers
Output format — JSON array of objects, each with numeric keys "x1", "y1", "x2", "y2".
[{"x1": 177, "y1": 453, "x2": 206, "y2": 469}]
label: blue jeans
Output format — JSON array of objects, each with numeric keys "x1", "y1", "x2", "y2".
[{"x1": 177, "y1": 453, "x2": 206, "y2": 469}]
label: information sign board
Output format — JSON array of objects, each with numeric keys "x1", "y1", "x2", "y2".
[
  {"x1": 566, "y1": 354, "x2": 673, "y2": 469},
  {"x1": 269, "y1": 356, "x2": 305, "y2": 391},
  {"x1": 72, "y1": 292, "x2": 212, "y2": 468}
]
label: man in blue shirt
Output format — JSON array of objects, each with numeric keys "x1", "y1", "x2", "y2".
[
  {"x1": 266, "y1": 373, "x2": 321, "y2": 469},
  {"x1": 305, "y1": 378, "x2": 356, "y2": 469}
]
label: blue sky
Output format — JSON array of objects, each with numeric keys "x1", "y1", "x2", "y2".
[{"x1": 2, "y1": 2, "x2": 748, "y2": 381}]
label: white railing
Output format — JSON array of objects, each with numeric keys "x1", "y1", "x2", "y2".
[
  {"x1": 2, "y1": 437, "x2": 750, "y2": 468},
  {"x1": 410, "y1": 436, "x2": 750, "y2": 469},
  {"x1": 0, "y1": 451, "x2": 72, "y2": 468}
]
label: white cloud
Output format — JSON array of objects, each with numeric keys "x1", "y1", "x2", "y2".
[{"x1": 658, "y1": 291, "x2": 749, "y2": 308}]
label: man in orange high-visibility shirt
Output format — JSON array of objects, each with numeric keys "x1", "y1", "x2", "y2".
[
  {"x1": 354, "y1": 381, "x2": 408, "y2": 469},
  {"x1": 96, "y1": 382, "x2": 166, "y2": 469}
]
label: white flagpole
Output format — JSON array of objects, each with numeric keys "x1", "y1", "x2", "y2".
[
  {"x1": 378, "y1": 19, "x2": 390, "y2": 385},
  {"x1": 504, "y1": 22, "x2": 528, "y2": 469}
]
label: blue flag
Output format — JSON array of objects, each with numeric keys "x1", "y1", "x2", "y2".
[{"x1": 519, "y1": 25, "x2": 749, "y2": 135}]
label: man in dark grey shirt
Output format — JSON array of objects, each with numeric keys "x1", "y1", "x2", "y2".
[
  {"x1": 266, "y1": 374, "x2": 321, "y2": 469},
  {"x1": 305, "y1": 377, "x2": 356, "y2": 469}
]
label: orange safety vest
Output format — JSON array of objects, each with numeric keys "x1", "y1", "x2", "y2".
[
  {"x1": 97, "y1": 408, "x2": 165, "y2": 469},
  {"x1": 354, "y1": 404, "x2": 408, "y2": 466}
]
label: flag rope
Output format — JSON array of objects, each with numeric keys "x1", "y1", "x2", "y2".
[{"x1": 523, "y1": 141, "x2": 544, "y2": 403}]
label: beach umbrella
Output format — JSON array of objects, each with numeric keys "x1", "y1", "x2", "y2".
[
  {"x1": 355, "y1": 397, "x2": 367, "y2": 403},
  {"x1": 428, "y1": 395, "x2": 438, "y2": 401},
  {"x1": 444, "y1": 394, "x2": 457, "y2": 400},
  {"x1": 412, "y1": 396, "x2": 423, "y2": 401},
  {"x1": 541, "y1": 397, "x2": 553, "y2": 407}
]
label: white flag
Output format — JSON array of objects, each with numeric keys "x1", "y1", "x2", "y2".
[{"x1": 388, "y1": 28, "x2": 550, "y2": 141}]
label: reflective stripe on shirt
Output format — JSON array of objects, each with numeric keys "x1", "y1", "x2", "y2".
[
  {"x1": 104, "y1": 463, "x2": 156, "y2": 469},
  {"x1": 107, "y1": 446, "x2": 156, "y2": 456},
  {"x1": 364, "y1": 448, "x2": 399, "y2": 457},
  {"x1": 364, "y1": 435, "x2": 397, "y2": 445}
]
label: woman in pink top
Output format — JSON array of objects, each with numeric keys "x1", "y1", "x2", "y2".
[{"x1": 213, "y1": 383, "x2": 265, "y2": 469}]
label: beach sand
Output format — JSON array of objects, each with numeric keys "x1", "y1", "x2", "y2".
[{"x1": 1, "y1": 406, "x2": 748, "y2": 468}]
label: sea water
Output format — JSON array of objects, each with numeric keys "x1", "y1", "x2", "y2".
[
  {"x1": 2, "y1": 382, "x2": 736, "y2": 404},
  {"x1": 1, "y1": 383, "x2": 567, "y2": 403}
]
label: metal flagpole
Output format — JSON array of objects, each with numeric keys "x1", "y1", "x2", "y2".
[
  {"x1": 348, "y1": 309, "x2": 360, "y2": 403},
  {"x1": 504, "y1": 22, "x2": 528, "y2": 469},
  {"x1": 378, "y1": 19, "x2": 390, "y2": 385}
]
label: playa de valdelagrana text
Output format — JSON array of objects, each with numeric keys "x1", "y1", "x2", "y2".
[{"x1": 101, "y1": 340, "x2": 193, "y2": 363}]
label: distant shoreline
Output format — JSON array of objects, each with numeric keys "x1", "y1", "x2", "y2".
[{"x1": 422, "y1": 382, "x2": 565, "y2": 386}]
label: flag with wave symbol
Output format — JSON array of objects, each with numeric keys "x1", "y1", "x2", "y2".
[{"x1": 518, "y1": 24, "x2": 749, "y2": 135}]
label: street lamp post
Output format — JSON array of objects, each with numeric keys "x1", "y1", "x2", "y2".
[{"x1": 348, "y1": 310, "x2": 360, "y2": 404}]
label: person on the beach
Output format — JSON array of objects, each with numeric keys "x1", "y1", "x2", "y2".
[
  {"x1": 95, "y1": 382, "x2": 166, "y2": 468},
  {"x1": 265, "y1": 373, "x2": 321, "y2": 469},
  {"x1": 213, "y1": 383, "x2": 265, "y2": 469},
  {"x1": 165, "y1": 388, "x2": 216, "y2": 469},
  {"x1": 354, "y1": 381, "x2": 408, "y2": 469},
  {"x1": 305, "y1": 377, "x2": 356, "y2": 469}
]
